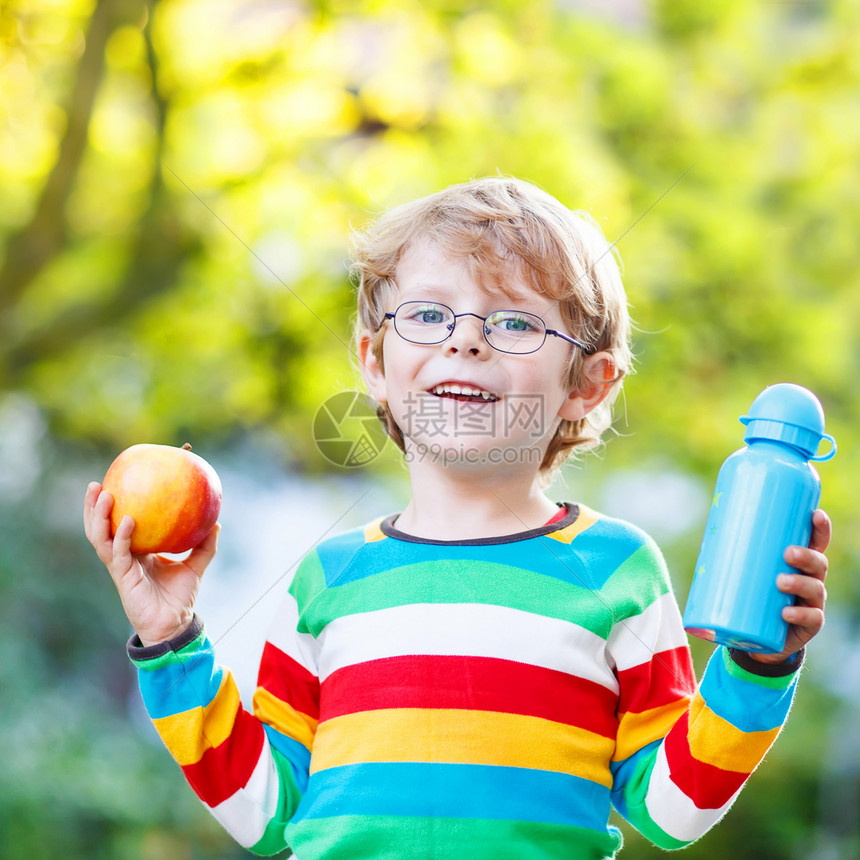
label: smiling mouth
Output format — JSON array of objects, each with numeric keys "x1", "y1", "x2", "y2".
[{"x1": 428, "y1": 383, "x2": 500, "y2": 402}]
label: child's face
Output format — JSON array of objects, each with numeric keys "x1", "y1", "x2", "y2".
[{"x1": 361, "y1": 238, "x2": 603, "y2": 473}]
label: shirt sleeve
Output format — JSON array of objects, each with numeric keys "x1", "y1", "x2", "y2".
[
  {"x1": 605, "y1": 536, "x2": 801, "y2": 849},
  {"x1": 128, "y1": 553, "x2": 323, "y2": 856}
]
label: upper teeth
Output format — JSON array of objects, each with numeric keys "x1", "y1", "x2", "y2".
[{"x1": 431, "y1": 384, "x2": 498, "y2": 401}]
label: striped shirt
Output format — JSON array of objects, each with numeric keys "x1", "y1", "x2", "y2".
[{"x1": 130, "y1": 503, "x2": 801, "y2": 858}]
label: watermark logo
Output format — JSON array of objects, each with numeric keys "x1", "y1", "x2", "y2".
[
  {"x1": 404, "y1": 441, "x2": 545, "y2": 469},
  {"x1": 313, "y1": 390, "x2": 550, "y2": 469},
  {"x1": 400, "y1": 391, "x2": 548, "y2": 440},
  {"x1": 313, "y1": 391, "x2": 388, "y2": 468}
]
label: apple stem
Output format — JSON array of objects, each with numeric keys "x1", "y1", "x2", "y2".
[{"x1": 182, "y1": 442, "x2": 192, "y2": 450}]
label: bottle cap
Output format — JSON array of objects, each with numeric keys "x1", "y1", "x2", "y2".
[{"x1": 740, "y1": 383, "x2": 836, "y2": 461}]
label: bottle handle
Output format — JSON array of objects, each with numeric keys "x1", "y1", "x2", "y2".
[{"x1": 811, "y1": 433, "x2": 837, "y2": 462}]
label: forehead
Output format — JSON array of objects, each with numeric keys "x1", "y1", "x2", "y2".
[{"x1": 394, "y1": 238, "x2": 544, "y2": 307}]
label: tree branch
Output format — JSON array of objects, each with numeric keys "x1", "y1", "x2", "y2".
[
  {"x1": 0, "y1": 0, "x2": 143, "y2": 316},
  {"x1": 2, "y1": 0, "x2": 200, "y2": 383}
]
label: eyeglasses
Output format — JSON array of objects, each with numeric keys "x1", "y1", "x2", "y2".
[{"x1": 381, "y1": 301, "x2": 595, "y2": 356}]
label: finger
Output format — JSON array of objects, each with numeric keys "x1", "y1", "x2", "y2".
[
  {"x1": 808, "y1": 509, "x2": 832, "y2": 554},
  {"x1": 778, "y1": 572, "x2": 827, "y2": 609},
  {"x1": 83, "y1": 482, "x2": 102, "y2": 540},
  {"x1": 184, "y1": 523, "x2": 221, "y2": 577},
  {"x1": 86, "y1": 490, "x2": 116, "y2": 562},
  {"x1": 784, "y1": 545, "x2": 828, "y2": 581},
  {"x1": 84, "y1": 481, "x2": 102, "y2": 513},
  {"x1": 108, "y1": 514, "x2": 137, "y2": 579},
  {"x1": 783, "y1": 603, "x2": 825, "y2": 636},
  {"x1": 114, "y1": 512, "x2": 135, "y2": 543}
]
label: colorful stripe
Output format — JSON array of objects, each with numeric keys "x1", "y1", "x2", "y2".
[
  {"x1": 315, "y1": 601, "x2": 615, "y2": 688},
  {"x1": 294, "y1": 761, "x2": 611, "y2": 830},
  {"x1": 212, "y1": 748, "x2": 284, "y2": 847},
  {"x1": 257, "y1": 641, "x2": 320, "y2": 720},
  {"x1": 319, "y1": 653, "x2": 618, "y2": 734},
  {"x1": 152, "y1": 671, "x2": 241, "y2": 766},
  {"x1": 685, "y1": 693, "x2": 780, "y2": 772},
  {"x1": 663, "y1": 712, "x2": 749, "y2": 809},
  {"x1": 644, "y1": 743, "x2": 738, "y2": 842},
  {"x1": 606, "y1": 592, "x2": 688, "y2": 672},
  {"x1": 288, "y1": 815, "x2": 623, "y2": 860},
  {"x1": 363, "y1": 517, "x2": 386, "y2": 543},
  {"x1": 130, "y1": 506, "x2": 801, "y2": 860},
  {"x1": 183, "y1": 706, "x2": 265, "y2": 806},
  {"x1": 311, "y1": 708, "x2": 615, "y2": 785},
  {"x1": 302, "y1": 558, "x2": 618, "y2": 637},
  {"x1": 613, "y1": 698, "x2": 691, "y2": 762},
  {"x1": 616, "y1": 645, "x2": 697, "y2": 714},
  {"x1": 546, "y1": 503, "x2": 599, "y2": 543},
  {"x1": 253, "y1": 687, "x2": 317, "y2": 750}
]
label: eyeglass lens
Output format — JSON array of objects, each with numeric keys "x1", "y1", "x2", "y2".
[{"x1": 393, "y1": 302, "x2": 546, "y2": 354}]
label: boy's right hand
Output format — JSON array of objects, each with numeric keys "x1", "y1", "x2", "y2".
[{"x1": 84, "y1": 482, "x2": 220, "y2": 647}]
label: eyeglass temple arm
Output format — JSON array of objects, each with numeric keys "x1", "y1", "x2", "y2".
[{"x1": 545, "y1": 328, "x2": 596, "y2": 355}]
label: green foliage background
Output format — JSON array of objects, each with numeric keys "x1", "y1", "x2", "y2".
[{"x1": 1, "y1": 0, "x2": 858, "y2": 857}]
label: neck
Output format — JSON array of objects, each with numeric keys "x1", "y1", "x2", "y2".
[{"x1": 396, "y1": 452, "x2": 558, "y2": 541}]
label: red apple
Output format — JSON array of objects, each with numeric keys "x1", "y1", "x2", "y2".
[{"x1": 101, "y1": 443, "x2": 222, "y2": 554}]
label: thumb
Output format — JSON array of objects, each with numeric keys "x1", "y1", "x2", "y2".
[{"x1": 184, "y1": 523, "x2": 221, "y2": 577}]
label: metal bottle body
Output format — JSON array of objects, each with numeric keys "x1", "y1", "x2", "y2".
[{"x1": 683, "y1": 439, "x2": 821, "y2": 653}]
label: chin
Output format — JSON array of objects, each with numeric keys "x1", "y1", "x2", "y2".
[{"x1": 403, "y1": 435, "x2": 545, "y2": 474}]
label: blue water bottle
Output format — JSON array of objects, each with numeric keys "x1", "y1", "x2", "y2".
[{"x1": 683, "y1": 383, "x2": 836, "y2": 653}]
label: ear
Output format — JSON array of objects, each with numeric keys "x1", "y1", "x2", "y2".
[
  {"x1": 358, "y1": 329, "x2": 388, "y2": 403},
  {"x1": 557, "y1": 351, "x2": 619, "y2": 422}
]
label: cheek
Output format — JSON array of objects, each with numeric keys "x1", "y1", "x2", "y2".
[
  {"x1": 378, "y1": 339, "x2": 421, "y2": 405},
  {"x1": 537, "y1": 372, "x2": 575, "y2": 422},
  {"x1": 383, "y1": 333, "x2": 430, "y2": 377},
  {"x1": 519, "y1": 362, "x2": 567, "y2": 400}
]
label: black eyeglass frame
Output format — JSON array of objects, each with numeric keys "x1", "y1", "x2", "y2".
[{"x1": 381, "y1": 301, "x2": 596, "y2": 356}]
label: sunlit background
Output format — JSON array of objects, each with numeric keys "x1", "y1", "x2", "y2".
[{"x1": 1, "y1": 0, "x2": 858, "y2": 857}]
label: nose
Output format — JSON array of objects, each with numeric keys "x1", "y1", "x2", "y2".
[{"x1": 444, "y1": 313, "x2": 491, "y2": 358}]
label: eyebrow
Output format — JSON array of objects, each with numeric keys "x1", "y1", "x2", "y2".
[
  {"x1": 397, "y1": 284, "x2": 542, "y2": 309},
  {"x1": 396, "y1": 283, "x2": 453, "y2": 301}
]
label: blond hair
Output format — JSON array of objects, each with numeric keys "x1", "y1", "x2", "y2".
[{"x1": 351, "y1": 176, "x2": 632, "y2": 476}]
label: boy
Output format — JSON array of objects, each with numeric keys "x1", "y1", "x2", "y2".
[{"x1": 84, "y1": 177, "x2": 830, "y2": 859}]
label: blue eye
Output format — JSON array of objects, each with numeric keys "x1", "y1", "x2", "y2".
[
  {"x1": 501, "y1": 317, "x2": 529, "y2": 332},
  {"x1": 402, "y1": 304, "x2": 449, "y2": 325},
  {"x1": 488, "y1": 312, "x2": 541, "y2": 333}
]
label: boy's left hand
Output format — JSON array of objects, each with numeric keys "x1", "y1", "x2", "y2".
[{"x1": 751, "y1": 508, "x2": 831, "y2": 665}]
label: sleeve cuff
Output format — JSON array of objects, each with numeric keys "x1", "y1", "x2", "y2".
[
  {"x1": 728, "y1": 646, "x2": 805, "y2": 678},
  {"x1": 127, "y1": 614, "x2": 205, "y2": 662}
]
